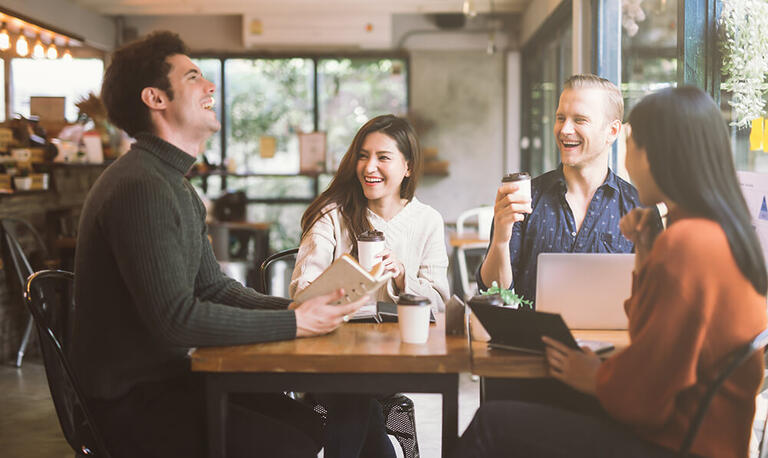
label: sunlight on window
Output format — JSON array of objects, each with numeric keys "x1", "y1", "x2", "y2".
[{"x1": 11, "y1": 58, "x2": 104, "y2": 122}]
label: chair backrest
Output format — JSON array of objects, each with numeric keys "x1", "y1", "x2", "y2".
[
  {"x1": 679, "y1": 327, "x2": 768, "y2": 456},
  {"x1": 1, "y1": 217, "x2": 49, "y2": 289},
  {"x1": 456, "y1": 207, "x2": 494, "y2": 239},
  {"x1": 25, "y1": 269, "x2": 112, "y2": 457},
  {"x1": 258, "y1": 248, "x2": 299, "y2": 295}
]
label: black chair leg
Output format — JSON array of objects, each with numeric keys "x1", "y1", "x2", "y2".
[{"x1": 15, "y1": 314, "x2": 35, "y2": 367}]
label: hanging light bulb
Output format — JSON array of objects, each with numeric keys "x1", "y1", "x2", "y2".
[
  {"x1": 0, "y1": 23, "x2": 10, "y2": 51},
  {"x1": 46, "y1": 42, "x2": 58, "y2": 59},
  {"x1": 62, "y1": 44, "x2": 72, "y2": 60},
  {"x1": 33, "y1": 35, "x2": 45, "y2": 59},
  {"x1": 16, "y1": 32, "x2": 29, "y2": 57}
]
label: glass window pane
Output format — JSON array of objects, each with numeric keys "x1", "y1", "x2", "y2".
[
  {"x1": 247, "y1": 203, "x2": 308, "y2": 251},
  {"x1": 225, "y1": 58, "x2": 314, "y2": 174},
  {"x1": 11, "y1": 58, "x2": 104, "y2": 122},
  {"x1": 318, "y1": 58, "x2": 407, "y2": 169},
  {"x1": 722, "y1": 92, "x2": 768, "y2": 173},
  {"x1": 192, "y1": 58, "x2": 222, "y2": 165},
  {"x1": 226, "y1": 175, "x2": 316, "y2": 200},
  {"x1": 621, "y1": 0, "x2": 677, "y2": 116}
]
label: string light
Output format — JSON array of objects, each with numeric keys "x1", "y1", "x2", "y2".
[
  {"x1": 32, "y1": 34, "x2": 45, "y2": 59},
  {"x1": 15, "y1": 32, "x2": 28, "y2": 57},
  {"x1": 46, "y1": 42, "x2": 57, "y2": 59},
  {"x1": 0, "y1": 23, "x2": 10, "y2": 51},
  {"x1": 0, "y1": 12, "x2": 83, "y2": 59}
]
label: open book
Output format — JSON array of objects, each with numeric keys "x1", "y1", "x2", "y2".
[{"x1": 294, "y1": 254, "x2": 393, "y2": 321}]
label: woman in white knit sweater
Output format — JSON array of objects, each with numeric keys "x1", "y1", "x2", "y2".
[
  {"x1": 290, "y1": 114, "x2": 449, "y2": 310},
  {"x1": 290, "y1": 114, "x2": 449, "y2": 458}
]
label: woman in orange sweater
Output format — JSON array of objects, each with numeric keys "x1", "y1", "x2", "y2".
[{"x1": 454, "y1": 86, "x2": 767, "y2": 458}]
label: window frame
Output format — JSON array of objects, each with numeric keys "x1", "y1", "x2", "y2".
[{"x1": 190, "y1": 51, "x2": 411, "y2": 176}]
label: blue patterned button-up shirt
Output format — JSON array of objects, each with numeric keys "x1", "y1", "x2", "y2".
[{"x1": 477, "y1": 165, "x2": 646, "y2": 307}]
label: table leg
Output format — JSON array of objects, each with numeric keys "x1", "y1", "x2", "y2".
[
  {"x1": 206, "y1": 375, "x2": 228, "y2": 458},
  {"x1": 442, "y1": 374, "x2": 460, "y2": 458}
]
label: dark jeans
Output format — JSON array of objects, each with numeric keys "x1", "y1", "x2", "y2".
[
  {"x1": 453, "y1": 401, "x2": 680, "y2": 458},
  {"x1": 481, "y1": 377, "x2": 605, "y2": 416},
  {"x1": 90, "y1": 374, "x2": 323, "y2": 458},
  {"x1": 312, "y1": 393, "x2": 396, "y2": 458}
]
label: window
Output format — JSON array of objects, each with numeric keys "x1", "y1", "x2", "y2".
[
  {"x1": 723, "y1": 92, "x2": 768, "y2": 173},
  {"x1": 189, "y1": 54, "x2": 408, "y2": 251},
  {"x1": 318, "y1": 58, "x2": 408, "y2": 168},
  {"x1": 11, "y1": 58, "x2": 104, "y2": 121},
  {"x1": 520, "y1": 14, "x2": 572, "y2": 176},
  {"x1": 192, "y1": 58, "x2": 222, "y2": 165},
  {"x1": 620, "y1": 0, "x2": 677, "y2": 116},
  {"x1": 225, "y1": 58, "x2": 314, "y2": 174}
]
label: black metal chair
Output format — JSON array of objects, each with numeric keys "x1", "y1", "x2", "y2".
[
  {"x1": 1, "y1": 217, "x2": 54, "y2": 367},
  {"x1": 24, "y1": 269, "x2": 112, "y2": 458},
  {"x1": 260, "y1": 248, "x2": 421, "y2": 458},
  {"x1": 679, "y1": 327, "x2": 768, "y2": 456}
]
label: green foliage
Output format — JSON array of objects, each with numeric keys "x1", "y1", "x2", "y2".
[
  {"x1": 481, "y1": 281, "x2": 533, "y2": 310},
  {"x1": 719, "y1": 0, "x2": 768, "y2": 128}
]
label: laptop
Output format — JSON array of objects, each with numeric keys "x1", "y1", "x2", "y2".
[{"x1": 535, "y1": 253, "x2": 634, "y2": 330}]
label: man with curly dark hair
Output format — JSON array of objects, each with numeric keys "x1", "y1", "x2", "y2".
[{"x1": 71, "y1": 31, "x2": 366, "y2": 458}]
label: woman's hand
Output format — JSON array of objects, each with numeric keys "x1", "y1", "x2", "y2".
[
  {"x1": 619, "y1": 207, "x2": 660, "y2": 270},
  {"x1": 542, "y1": 336, "x2": 602, "y2": 395},
  {"x1": 378, "y1": 248, "x2": 405, "y2": 291}
]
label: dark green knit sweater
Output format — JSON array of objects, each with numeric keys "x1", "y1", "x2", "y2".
[{"x1": 72, "y1": 133, "x2": 295, "y2": 399}]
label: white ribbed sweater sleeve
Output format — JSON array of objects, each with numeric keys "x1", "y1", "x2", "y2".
[{"x1": 289, "y1": 199, "x2": 450, "y2": 311}]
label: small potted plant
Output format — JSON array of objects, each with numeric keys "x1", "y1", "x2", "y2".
[
  {"x1": 481, "y1": 281, "x2": 533, "y2": 310},
  {"x1": 13, "y1": 168, "x2": 32, "y2": 191}
]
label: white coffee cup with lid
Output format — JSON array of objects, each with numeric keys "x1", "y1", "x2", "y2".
[
  {"x1": 397, "y1": 294, "x2": 432, "y2": 344},
  {"x1": 502, "y1": 172, "x2": 531, "y2": 200},
  {"x1": 357, "y1": 230, "x2": 385, "y2": 272}
]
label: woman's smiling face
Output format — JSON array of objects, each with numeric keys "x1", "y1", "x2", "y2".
[{"x1": 356, "y1": 131, "x2": 410, "y2": 205}]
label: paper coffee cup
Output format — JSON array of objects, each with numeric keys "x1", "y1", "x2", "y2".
[
  {"x1": 397, "y1": 294, "x2": 431, "y2": 344},
  {"x1": 502, "y1": 172, "x2": 531, "y2": 200},
  {"x1": 357, "y1": 230, "x2": 385, "y2": 272}
]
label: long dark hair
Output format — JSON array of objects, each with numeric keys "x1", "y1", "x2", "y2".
[
  {"x1": 629, "y1": 86, "x2": 767, "y2": 295},
  {"x1": 301, "y1": 115, "x2": 423, "y2": 244}
]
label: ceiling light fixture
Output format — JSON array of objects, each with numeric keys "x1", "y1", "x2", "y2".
[
  {"x1": 16, "y1": 31, "x2": 28, "y2": 57},
  {"x1": 32, "y1": 34, "x2": 45, "y2": 59},
  {"x1": 0, "y1": 22, "x2": 10, "y2": 51},
  {"x1": 62, "y1": 43, "x2": 72, "y2": 60},
  {"x1": 46, "y1": 42, "x2": 57, "y2": 59}
]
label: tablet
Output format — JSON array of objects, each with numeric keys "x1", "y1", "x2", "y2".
[{"x1": 469, "y1": 301, "x2": 579, "y2": 354}]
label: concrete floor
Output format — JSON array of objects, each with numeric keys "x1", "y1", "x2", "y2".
[{"x1": 0, "y1": 360, "x2": 480, "y2": 458}]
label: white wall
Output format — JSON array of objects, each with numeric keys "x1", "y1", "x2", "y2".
[
  {"x1": 123, "y1": 15, "x2": 243, "y2": 51},
  {"x1": 411, "y1": 51, "x2": 505, "y2": 222},
  {"x1": 3, "y1": 0, "x2": 115, "y2": 50}
]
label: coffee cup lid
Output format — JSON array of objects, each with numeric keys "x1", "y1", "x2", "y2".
[
  {"x1": 502, "y1": 172, "x2": 531, "y2": 183},
  {"x1": 468, "y1": 294, "x2": 504, "y2": 307},
  {"x1": 358, "y1": 230, "x2": 385, "y2": 242},
  {"x1": 397, "y1": 293, "x2": 430, "y2": 306}
]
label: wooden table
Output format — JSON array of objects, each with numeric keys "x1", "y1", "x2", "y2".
[
  {"x1": 449, "y1": 231, "x2": 489, "y2": 248},
  {"x1": 190, "y1": 316, "x2": 470, "y2": 458},
  {"x1": 470, "y1": 330, "x2": 629, "y2": 403},
  {"x1": 470, "y1": 330, "x2": 629, "y2": 378}
]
